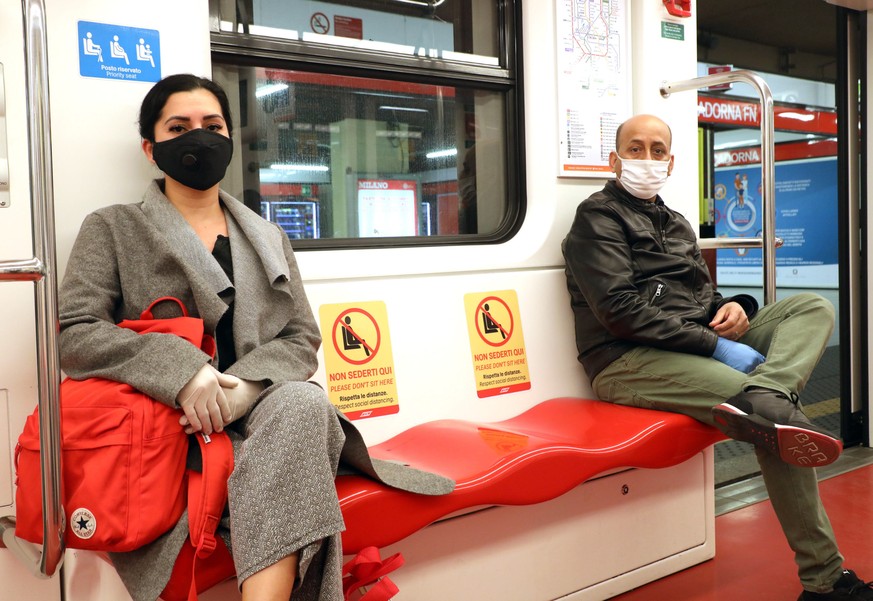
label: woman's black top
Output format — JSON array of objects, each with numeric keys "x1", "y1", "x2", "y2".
[{"x1": 211, "y1": 234, "x2": 237, "y2": 371}]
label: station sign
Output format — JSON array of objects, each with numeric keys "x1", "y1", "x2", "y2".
[
  {"x1": 697, "y1": 95, "x2": 837, "y2": 135},
  {"x1": 714, "y1": 139, "x2": 837, "y2": 168},
  {"x1": 705, "y1": 65, "x2": 733, "y2": 92}
]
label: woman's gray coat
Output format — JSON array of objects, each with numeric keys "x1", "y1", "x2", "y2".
[{"x1": 58, "y1": 180, "x2": 453, "y2": 600}]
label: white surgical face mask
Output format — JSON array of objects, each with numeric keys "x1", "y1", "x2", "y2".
[{"x1": 617, "y1": 158, "x2": 670, "y2": 200}]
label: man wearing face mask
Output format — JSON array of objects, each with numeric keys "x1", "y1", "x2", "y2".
[{"x1": 562, "y1": 115, "x2": 873, "y2": 600}]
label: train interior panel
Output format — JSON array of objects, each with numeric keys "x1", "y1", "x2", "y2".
[{"x1": 1, "y1": 1, "x2": 871, "y2": 600}]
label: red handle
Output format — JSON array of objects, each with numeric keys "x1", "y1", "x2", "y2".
[
  {"x1": 140, "y1": 296, "x2": 189, "y2": 319},
  {"x1": 663, "y1": 0, "x2": 691, "y2": 18}
]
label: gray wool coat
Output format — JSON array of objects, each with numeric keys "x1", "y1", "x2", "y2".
[{"x1": 58, "y1": 180, "x2": 453, "y2": 599}]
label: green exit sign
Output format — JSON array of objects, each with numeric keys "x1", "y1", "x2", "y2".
[{"x1": 661, "y1": 21, "x2": 685, "y2": 41}]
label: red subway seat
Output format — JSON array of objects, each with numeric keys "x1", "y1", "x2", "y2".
[{"x1": 338, "y1": 397, "x2": 725, "y2": 554}]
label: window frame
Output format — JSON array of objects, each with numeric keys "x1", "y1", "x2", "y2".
[{"x1": 208, "y1": 0, "x2": 525, "y2": 250}]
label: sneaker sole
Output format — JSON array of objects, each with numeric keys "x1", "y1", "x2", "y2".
[{"x1": 712, "y1": 403, "x2": 842, "y2": 467}]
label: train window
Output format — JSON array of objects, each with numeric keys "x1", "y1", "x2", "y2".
[
  {"x1": 209, "y1": 0, "x2": 521, "y2": 247},
  {"x1": 218, "y1": 1, "x2": 500, "y2": 67}
]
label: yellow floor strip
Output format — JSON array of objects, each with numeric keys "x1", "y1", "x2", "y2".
[{"x1": 802, "y1": 397, "x2": 840, "y2": 418}]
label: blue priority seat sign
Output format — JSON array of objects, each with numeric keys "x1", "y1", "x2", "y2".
[{"x1": 78, "y1": 21, "x2": 161, "y2": 82}]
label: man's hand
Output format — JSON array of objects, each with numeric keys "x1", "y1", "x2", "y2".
[
  {"x1": 710, "y1": 301, "x2": 749, "y2": 341},
  {"x1": 712, "y1": 337, "x2": 765, "y2": 374}
]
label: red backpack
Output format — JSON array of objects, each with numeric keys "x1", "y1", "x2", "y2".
[
  {"x1": 15, "y1": 297, "x2": 403, "y2": 600},
  {"x1": 14, "y1": 297, "x2": 236, "y2": 599}
]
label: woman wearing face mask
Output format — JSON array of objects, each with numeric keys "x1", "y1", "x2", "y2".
[{"x1": 58, "y1": 74, "x2": 452, "y2": 601}]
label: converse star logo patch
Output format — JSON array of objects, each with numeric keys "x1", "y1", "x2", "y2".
[{"x1": 70, "y1": 507, "x2": 97, "y2": 539}]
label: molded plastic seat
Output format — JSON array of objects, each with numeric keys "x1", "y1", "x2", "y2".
[{"x1": 338, "y1": 397, "x2": 725, "y2": 554}]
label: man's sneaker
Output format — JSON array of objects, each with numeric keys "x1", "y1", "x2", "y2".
[
  {"x1": 798, "y1": 569, "x2": 873, "y2": 600},
  {"x1": 712, "y1": 388, "x2": 842, "y2": 467}
]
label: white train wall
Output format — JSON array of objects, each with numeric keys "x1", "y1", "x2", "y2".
[{"x1": 0, "y1": 1, "x2": 707, "y2": 600}]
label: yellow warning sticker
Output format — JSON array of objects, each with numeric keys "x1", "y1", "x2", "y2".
[
  {"x1": 464, "y1": 289, "x2": 531, "y2": 398},
  {"x1": 319, "y1": 301, "x2": 399, "y2": 420}
]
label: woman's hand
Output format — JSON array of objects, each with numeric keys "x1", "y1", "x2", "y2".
[
  {"x1": 222, "y1": 378, "x2": 266, "y2": 424},
  {"x1": 176, "y1": 364, "x2": 237, "y2": 434}
]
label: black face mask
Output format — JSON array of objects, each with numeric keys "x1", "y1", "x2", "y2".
[{"x1": 151, "y1": 128, "x2": 233, "y2": 191}]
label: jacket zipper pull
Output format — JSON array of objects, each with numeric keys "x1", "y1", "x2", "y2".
[
  {"x1": 658, "y1": 207, "x2": 668, "y2": 247},
  {"x1": 651, "y1": 283, "x2": 664, "y2": 303}
]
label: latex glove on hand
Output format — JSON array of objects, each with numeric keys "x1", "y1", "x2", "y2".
[
  {"x1": 222, "y1": 377, "x2": 265, "y2": 424},
  {"x1": 712, "y1": 337, "x2": 765, "y2": 374},
  {"x1": 176, "y1": 364, "x2": 237, "y2": 435}
]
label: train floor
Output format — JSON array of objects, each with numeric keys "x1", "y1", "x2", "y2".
[{"x1": 612, "y1": 445, "x2": 873, "y2": 600}]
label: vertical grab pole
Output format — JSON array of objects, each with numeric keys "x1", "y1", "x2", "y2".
[
  {"x1": 25, "y1": 0, "x2": 64, "y2": 577},
  {"x1": 660, "y1": 70, "x2": 777, "y2": 305},
  {"x1": 0, "y1": 0, "x2": 64, "y2": 578}
]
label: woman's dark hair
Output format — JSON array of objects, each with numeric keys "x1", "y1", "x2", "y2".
[{"x1": 138, "y1": 73, "x2": 234, "y2": 142}]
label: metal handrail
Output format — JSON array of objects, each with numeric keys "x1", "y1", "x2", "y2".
[
  {"x1": 0, "y1": 257, "x2": 45, "y2": 282},
  {"x1": 660, "y1": 70, "x2": 777, "y2": 305},
  {"x1": 0, "y1": 0, "x2": 64, "y2": 578},
  {"x1": 697, "y1": 236, "x2": 782, "y2": 251}
]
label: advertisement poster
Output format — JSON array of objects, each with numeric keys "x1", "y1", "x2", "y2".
[
  {"x1": 319, "y1": 301, "x2": 399, "y2": 420},
  {"x1": 464, "y1": 290, "x2": 531, "y2": 398},
  {"x1": 357, "y1": 179, "x2": 418, "y2": 237},
  {"x1": 713, "y1": 157, "x2": 837, "y2": 288}
]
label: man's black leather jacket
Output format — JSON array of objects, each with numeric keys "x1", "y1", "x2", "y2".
[{"x1": 562, "y1": 181, "x2": 758, "y2": 380}]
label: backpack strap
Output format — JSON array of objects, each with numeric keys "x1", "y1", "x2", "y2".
[
  {"x1": 185, "y1": 431, "x2": 234, "y2": 601},
  {"x1": 342, "y1": 546, "x2": 404, "y2": 601}
]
